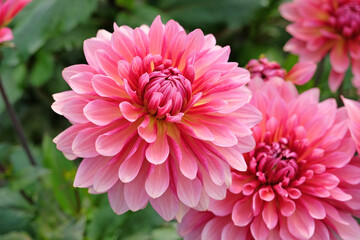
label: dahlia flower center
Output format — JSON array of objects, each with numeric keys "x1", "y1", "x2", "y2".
[
  {"x1": 143, "y1": 62, "x2": 192, "y2": 118},
  {"x1": 250, "y1": 138, "x2": 299, "y2": 185},
  {"x1": 331, "y1": 1, "x2": 360, "y2": 38}
]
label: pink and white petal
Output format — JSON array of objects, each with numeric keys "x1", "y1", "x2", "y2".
[
  {"x1": 201, "y1": 217, "x2": 229, "y2": 240},
  {"x1": 262, "y1": 201, "x2": 278, "y2": 230},
  {"x1": 145, "y1": 123, "x2": 169, "y2": 164},
  {"x1": 138, "y1": 116, "x2": 157, "y2": 143},
  {"x1": 232, "y1": 198, "x2": 253, "y2": 227},
  {"x1": 119, "y1": 101, "x2": 143, "y2": 122},
  {"x1": 95, "y1": 50, "x2": 122, "y2": 82},
  {"x1": 119, "y1": 141, "x2": 146, "y2": 183},
  {"x1": 202, "y1": 169, "x2": 227, "y2": 200},
  {"x1": 286, "y1": 61, "x2": 317, "y2": 85},
  {"x1": 124, "y1": 165, "x2": 149, "y2": 211},
  {"x1": 150, "y1": 188, "x2": 179, "y2": 221},
  {"x1": 72, "y1": 125, "x2": 108, "y2": 158},
  {"x1": 67, "y1": 72, "x2": 94, "y2": 94},
  {"x1": 92, "y1": 74, "x2": 128, "y2": 98},
  {"x1": 74, "y1": 156, "x2": 110, "y2": 187},
  {"x1": 279, "y1": 2, "x2": 300, "y2": 21},
  {"x1": 95, "y1": 123, "x2": 137, "y2": 156},
  {"x1": 145, "y1": 162, "x2": 170, "y2": 198},
  {"x1": 111, "y1": 28, "x2": 138, "y2": 62},
  {"x1": 84, "y1": 99, "x2": 122, "y2": 126},
  {"x1": 179, "y1": 142, "x2": 198, "y2": 180},
  {"x1": 326, "y1": 211, "x2": 360, "y2": 239},
  {"x1": 329, "y1": 40, "x2": 349, "y2": 74},
  {"x1": 221, "y1": 223, "x2": 249, "y2": 240},
  {"x1": 328, "y1": 70, "x2": 345, "y2": 92},
  {"x1": 250, "y1": 215, "x2": 269, "y2": 240},
  {"x1": 148, "y1": 15, "x2": 165, "y2": 55},
  {"x1": 61, "y1": 99, "x2": 89, "y2": 123},
  {"x1": 237, "y1": 135, "x2": 256, "y2": 153},
  {"x1": 177, "y1": 170, "x2": 202, "y2": 208},
  {"x1": 108, "y1": 181, "x2": 129, "y2": 215},
  {"x1": 93, "y1": 156, "x2": 122, "y2": 192},
  {"x1": 300, "y1": 196, "x2": 326, "y2": 219},
  {"x1": 287, "y1": 206, "x2": 315, "y2": 239},
  {"x1": 311, "y1": 221, "x2": 330, "y2": 240}
]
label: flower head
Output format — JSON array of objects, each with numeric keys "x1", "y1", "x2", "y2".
[
  {"x1": 0, "y1": 0, "x2": 31, "y2": 43},
  {"x1": 52, "y1": 16, "x2": 261, "y2": 220},
  {"x1": 178, "y1": 78, "x2": 360, "y2": 239},
  {"x1": 245, "y1": 57, "x2": 316, "y2": 85},
  {"x1": 280, "y1": 0, "x2": 360, "y2": 92}
]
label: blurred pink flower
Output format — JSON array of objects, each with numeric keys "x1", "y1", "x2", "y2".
[
  {"x1": 280, "y1": 0, "x2": 360, "y2": 92},
  {"x1": 245, "y1": 57, "x2": 316, "y2": 85},
  {"x1": 178, "y1": 78, "x2": 360, "y2": 239},
  {"x1": 342, "y1": 96, "x2": 360, "y2": 154},
  {"x1": 52, "y1": 16, "x2": 262, "y2": 220}
]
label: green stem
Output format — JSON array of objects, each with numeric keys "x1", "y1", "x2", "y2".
[
  {"x1": 314, "y1": 58, "x2": 325, "y2": 87},
  {"x1": 0, "y1": 75, "x2": 36, "y2": 166}
]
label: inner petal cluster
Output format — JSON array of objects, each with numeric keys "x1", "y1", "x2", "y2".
[
  {"x1": 249, "y1": 137, "x2": 299, "y2": 185},
  {"x1": 142, "y1": 60, "x2": 192, "y2": 119},
  {"x1": 330, "y1": 1, "x2": 360, "y2": 38}
]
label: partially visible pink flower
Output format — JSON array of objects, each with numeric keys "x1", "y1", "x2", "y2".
[
  {"x1": 245, "y1": 57, "x2": 316, "y2": 85},
  {"x1": 0, "y1": 0, "x2": 31, "y2": 43},
  {"x1": 52, "y1": 16, "x2": 262, "y2": 221},
  {"x1": 178, "y1": 78, "x2": 360, "y2": 239},
  {"x1": 342, "y1": 96, "x2": 360, "y2": 153},
  {"x1": 280, "y1": 0, "x2": 360, "y2": 92}
]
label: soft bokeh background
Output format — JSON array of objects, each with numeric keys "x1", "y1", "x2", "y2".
[{"x1": 0, "y1": 0, "x2": 357, "y2": 239}]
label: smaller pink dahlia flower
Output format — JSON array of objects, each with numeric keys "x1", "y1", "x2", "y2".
[
  {"x1": 178, "y1": 78, "x2": 360, "y2": 240},
  {"x1": 280, "y1": 0, "x2": 360, "y2": 92},
  {"x1": 245, "y1": 57, "x2": 316, "y2": 85},
  {"x1": 0, "y1": 0, "x2": 31, "y2": 43},
  {"x1": 52, "y1": 16, "x2": 262, "y2": 221}
]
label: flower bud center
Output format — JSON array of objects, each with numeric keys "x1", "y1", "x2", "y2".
[
  {"x1": 250, "y1": 138, "x2": 299, "y2": 186},
  {"x1": 144, "y1": 63, "x2": 192, "y2": 119},
  {"x1": 246, "y1": 58, "x2": 286, "y2": 81}
]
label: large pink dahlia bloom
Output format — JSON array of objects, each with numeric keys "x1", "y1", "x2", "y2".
[
  {"x1": 52, "y1": 16, "x2": 262, "y2": 220},
  {"x1": 0, "y1": 0, "x2": 31, "y2": 43},
  {"x1": 178, "y1": 78, "x2": 360, "y2": 239},
  {"x1": 280, "y1": 0, "x2": 360, "y2": 92}
]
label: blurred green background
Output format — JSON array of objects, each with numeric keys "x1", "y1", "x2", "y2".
[{"x1": 0, "y1": 0, "x2": 356, "y2": 239}]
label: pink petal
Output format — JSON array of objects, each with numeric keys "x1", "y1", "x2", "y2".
[
  {"x1": 119, "y1": 140, "x2": 146, "y2": 183},
  {"x1": 287, "y1": 205, "x2": 315, "y2": 239},
  {"x1": 285, "y1": 61, "x2": 317, "y2": 85},
  {"x1": 148, "y1": 15, "x2": 164, "y2": 55},
  {"x1": 84, "y1": 99, "x2": 122, "y2": 126},
  {"x1": 232, "y1": 198, "x2": 253, "y2": 227},
  {"x1": 95, "y1": 123, "x2": 137, "y2": 156},
  {"x1": 177, "y1": 173, "x2": 202, "y2": 208},
  {"x1": 329, "y1": 40, "x2": 349, "y2": 74},
  {"x1": 61, "y1": 99, "x2": 89, "y2": 123},
  {"x1": 311, "y1": 221, "x2": 330, "y2": 240},
  {"x1": 74, "y1": 156, "x2": 110, "y2": 187},
  {"x1": 279, "y1": 2, "x2": 300, "y2": 21},
  {"x1": 124, "y1": 165, "x2": 149, "y2": 211},
  {"x1": 111, "y1": 28, "x2": 137, "y2": 62},
  {"x1": 145, "y1": 162, "x2": 170, "y2": 198},
  {"x1": 145, "y1": 123, "x2": 169, "y2": 164},
  {"x1": 72, "y1": 126, "x2": 108, "y2": 158},
  {"x1": 93, "y1": 157, "x2": 122, "y2": 192},
  {"x1": 328, "y1": 69, "x2": 345, "y2": 92},
  {"x1": 138, "y1": 116, "x2": 157, "y2": 143},
  {"x1": 0, "y1": 27, "x2": 13, "y2": 42},
  {"x1": 300, "y1": 196, "x2": 326, "y2": 219},
  {"x1": 108, "y1": 181, "x2": 129, "y2": 215},
  {"x1": 250, "y1": 215, "x2": 269, "y2": 240},
  {"x1": 179, "y1": 141, "x2": 198, "y2": 180},
  {"x1": 202, "y1": 169, "x2": 227, "y2": 200},
  {"x1": 150, "y1": 188, "x2": 179, "y2": 221},
  {"x1": 262, "y1": 201, "x2": 278, "y2": 230},
  {"x1": 119, "y1": 101, "x2": 143, "y2": 122},
  {"x1": 91, "y1": 74, "x2": 128, "y2": 98},
  {"x1": 201, "y1": 217, "x2": 228, "y2": 240},
  {"x1": 95, "y1": 50, "x2": 122, "y2": 82}
]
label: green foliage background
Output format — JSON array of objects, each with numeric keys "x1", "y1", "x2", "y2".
[{"x1": 0, "y1": 0, "x2": 356, "y2": 239}]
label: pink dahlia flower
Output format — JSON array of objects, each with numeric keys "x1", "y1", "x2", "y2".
[
  {"x1": 280, "y1": 0, "x2": 360, "y2": 92},
  {"x1": 342, "y1": 97, "x2": 360, "y2": 154},
  {"x1": 0, "y1": 0, "x2": 31, "y2": 43},
  {"x1": 52, "y1": 16, "x2": 262, "y2": 220},
  {"x1": 178, "y1": 78, "x2": 360, "y2": 239},
  {"x1": 245, "y1": 57, "x2": 316, "y2": 85}
]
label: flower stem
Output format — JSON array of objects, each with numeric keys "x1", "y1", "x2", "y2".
[
  {"x1": 314, "y1": 58, "x2": 325, "y2": 87},
  {"x1": 0, "y1": 75, "x2": 36, "y2": 166}
]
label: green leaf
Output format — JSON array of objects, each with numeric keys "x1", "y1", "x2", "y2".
[
  {"x1": 30, "y1": 50, "x2": 54, "y2": 87},
  {"x1": 0, "y1": 232, "x2": 32, "y2": 240},
  {"x1": 158, "y1": 0, "x2": 263, "y2": 31},
  {"x1": 13, "y1": 0, "x2": 98, "y2": 59},
  {"x1": 42, "y1": 135, "x2": 79, "y2": 215}
]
